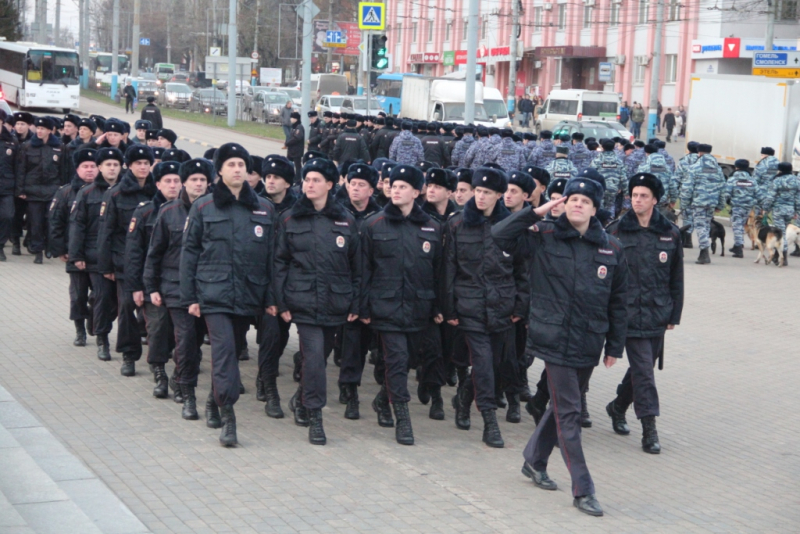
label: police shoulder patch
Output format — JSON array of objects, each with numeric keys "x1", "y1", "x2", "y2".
[
  {"x1": 100, "y1": 202, "x2": 106, "y2": 216},
  {"x1": 129, "y1": 218, "x2": 137, "y2": 232}
]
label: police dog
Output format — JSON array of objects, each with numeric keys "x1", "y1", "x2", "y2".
[
  {"x1": 709, "y1": 219, "x2": 725, "y2": 256},
  {"x1": 745, "y1": 210, "x2": 763, "y2": 250},
  {"x1": 753, "y1": 226, "x2": 784, "y2": 266}
]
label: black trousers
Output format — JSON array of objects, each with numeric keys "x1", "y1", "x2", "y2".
[
  {"x1": 415, "y1": 323, "x2": 446, "y2": 388},
  {"x1": 292, "y1": 157, "x2": 302, "y2": 184},
  {"x1": 125, "y1": 97, "x2": 134, "y2": 112},
  {"x1": 143, "y1": 302, "x2": 174, "y2": 365},
  {"x1": 337, "y1": 321, "x2": 372, "y2": 386},
  {"x1": 169, "y1": 307, "x2": 203, "y2": 386},
  {"x1": 378, "y1": 331, "x2": 419, "y2": 404},
  {"x1": 297, "y1": 323, "x2": 337, "y2": 410},
  {"x1": 115, "y1": 280, "x2": 142, "y2": 358},
  {"x1": 616, "y1": 336, "x2": 662, "y2": 419},
  {"x1": 523, "y1": 362, "x2": 595, "y2": 498},
  {"x1": 68, "y1": 272, "x2": 91, "y2": 321},
  {"x1": 463, "y1": 330, "x2": 514, "y2": 412},
  {"x1": 11, "y1": 197, "x2": 26, "y2": 240},
  {"x1": 257, "y1": 314, "x2": 289, "y2": 380},
  {"x1": 89, "y1": 273, "x2": 117, "y2": 335},
  {"x1": 205, "y1": 313, "x2": 250, "y2": 407},
  {"x1": 25, "y1": 200, "x2": 48, "y2": 253},
  {"x1": 0, "y1": 194, "x2": 13, "y2": 246}
]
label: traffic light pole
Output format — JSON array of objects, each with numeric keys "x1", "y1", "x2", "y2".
[{"x1": 366, "y1": 31, "x2": 372, "y2": 116}]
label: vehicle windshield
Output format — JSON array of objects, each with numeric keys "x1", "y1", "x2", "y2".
[
  {"x1": 267, "y1": 93, "x2": 290, "y2": 103},
  {"x1": 282, "y1": 89, "x2": 301, "y2": 99},
  {"x1": 352, "y1": 97, "x2": 381, "y2": 110},
  {"x1": 483, "y1": 99, "x2": 508, "y2": 119},
  {"x1": 582, "y1": 100, "x2": 618, "y2": 117},
  {"x1": 165, "y1": 83, "x2": 191, "y2": 93},
  {"x1": 26, "y1": 50, "x2": 80, "y2": 85},
  {"x1": 95, "y1": 54, "x2": 130, "y2": 73},
  {"x1": 443, "y1": 103, "x2": 488, "y2": 121},
  {"x1": 579, "y1": 125, "x2": 619, "y2": 138},
  {"x1": 137, "y1": 81, "x2": 157, "y2": 90},
  {"x1": 157, "y1": 66, "x2": 174, "y2": 75},
  {"x1": 327, "y1": 96, "x2": 344, "y2": 107},
  {"x1": 199, "y1": 88, "x2": 226, "y2": 98},
  {"x1": 140, "y1": 73, "x2": 157, "y2": 80}
]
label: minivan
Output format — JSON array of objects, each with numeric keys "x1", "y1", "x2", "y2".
[{"x1": 538, "y1": 90, "x2": 620, "y2": 132}]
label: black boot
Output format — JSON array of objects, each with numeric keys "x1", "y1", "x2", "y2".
[
  {"x1": 641, "y1": 415, "x2": 661, "y2": 454},
  {"x1": 264, "y1": 376, "x2": 284, "y2": 419},
  {"x1": 393, "y1": 402, "x2": 414, "y2": 445},
  {"x1": 153, "y1": 365, "x2": 168, "y2": 398},
  {"x1": 11, "y1": 239, "x2": 20, "y2": 256},
  {"x1": 181, "y1": 384, "x2": 199, "y2": 420},
  {"x1": 205, "y1": 391, "x2": 222, "y2": 429},
  {"x1": 96, "y1": 334, "x2": 111, "y2": 361},
  {"x1": 695, "y1": 248, "x2": 711, "y2": 264},
  {"x1": 781, "y1": 255, "x2": 788, "y2": 267},
  {"x1": 0, "y1": 247, "x2": 5, "y2": 261},
  {"x1": 219, "y1": 404, "x2": 238, "y2": 447},
  {"x1": 256, "y1": 376, "x2": 266, "y2": 402},
  {"x1": 120, "y1": 354, "x2": 136, "y2": 377},
  {"x1": 446, "y1": 364, "x2": 458, "y2": 387},
  {"x1": 495, "y1": 391, "x2": 507, "y2": 409},
  {"x1": 791, "y1": 244, "x2": 800, "y2": 257},
  {"x1": 86, "y1": 305, "x2": 94, "y2": 336},
  {"x1": 238, "y1": 344, "x2": 249, "y2": 361},
  {"x1": 428, "y1": 385, "x2": 444, "y2": 421},
  {"x1": 289, "y1": 386, "x2": 309, "y2": 427},
  {"x1": 338, "y1": 383, "x2": 349, "y2": 404},
  {"x1": 525, "y1": 395, "x2": 548, "y2": 426},
  {"x1": 308, "y1": 408, "x2": 326, "y2": 445},
  {"x1": 170, "y1": 375, "x2": 183, "y2": 403},
  {"x1": 681, "y1": 230, "x2": 693, "y2": 248},
  {"x1": 33, "y1": 252, "x2": 43, "y2": 264},
  {"x1": 371, "y1": 386, "x2": 394, "y2": 428},
  {"x1": 73, "y1": 320, "x2": 87, "y2": 347},
  {"x1": 519, "y1": 374, "x2": 532, "y2": 402},
  {"x1": 580, "y1": 391, "x2": 592, "y2": 428},
  {"x1": 481, "y1": 409, "x2": 504, "y2": 448},
  {"x1": 506, "y1": 393, "x2": 521, "y2": 423},
  {"x1": 292, "y1": 351, "x2": 302, "y2": 382},
  {"x1": 417, "y1": 381, "x2": 430, "y2": 405},
  {"x1": 344, "y1": 384, "x2": 360, "y2": 420},
  {"x1": 732, "y1": 244, "x2": 744, "y2": 258},
  {"x1": 453, "y1": 383, "x2": 472, "y2": 430},
  {"x1": 605, "y1": 399, "x2": 630, "y2": 435},
  {"x1": 238, "y1": 380, "x2": 245, "y2": 395}
]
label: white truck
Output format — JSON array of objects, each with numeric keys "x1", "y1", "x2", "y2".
[
  {"x1": 687, "y1": 74, "x2": 800, "y2": 173},
  {"x1": 400, "y1": 75, "x2": 499, "y2": 126}
]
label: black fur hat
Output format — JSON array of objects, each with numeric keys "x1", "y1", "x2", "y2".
[
  {"x1": 290, "y1": 112, "x2": 302, "y2": 120},
  {"x1": 302, "y1": 157, "x2": 339, "y2": 183},
  {"x1": 539, "y1": 130, "x2": 553, "y2": 139},
  {"x1": 34, "y1": 116, "x2": 55, "y2": 130},
  {"x1": 348, "y1": 162, "x2": 379, "y2": 188},
  {"x1": 214, "y1": 143, "x2": 252, "y2": 174},
  {"x1": 152, "y1": 147, "x2": 165, "y2": 160},
  {"x1": 263, "y1": 156, "x2": 296, "y2": 184},
  {"x1": 103, "y1": 119, "x2": 125, "y2": 134},
  {"x1": 390, "y1": 164, "x2": 424, "y2": 191},
  {"x1": 761, "y1": 147, "x2": 775, "y2": 156},
  {"x1": 146, "y1": 96, "x2": 156, "y2": 103},
  {"x1": 655, "y1": 140, "x2": 667, "y2": 149},
  {"x1": 161, "y1": 148, "x2": 191, "y2": 163},
  {"x1": 380, "y1": 161, "x2": 397, "y2": 178},
  {"x1": 63, "y1": 114, "x2": 81, "y2": 127},
  {"x1": 307, "y1": 110, "x2": 318, "y2": 118},
  {"x1": 472, "y1": 167, "x2": 508, "y2": 194},
  {"x1": 152, "y1": 161, "x2": 181, "y2": 182},
  {"x1": 556, "y1": 145, "x2": 570, "y2": 155},
  {"x1": 456, "y1": 167, "x2": 473, "y2": 185},
  {"x1": 125, "y1": 145, "x2": 155, "y2": 166},
  {"x1": 303, "y1": 150, "x2": 328, "y2": 164},
  {"x1": 250, "y1": 155, "x2": 264, "y2": 177},
  {"x1": 339, "y1": 159, "x2": 359, "y2": 177},
  {"x1": 579, "y1": 168, "x2": 606, "y2": 192},
  {"x1": 508, "y1": 170, "x2": 535, "y2": 195},
  {"x1": 426, "y1": 167, "x2": 456, "y2": 192},
  {"x1": 629, "y1": 172, "x2": 665, "y2": 201},
  {"x1": 135, "y1": 120, "x2": 152, "y2": 130},
  {"x1": 145, "y1": 129, "x2": 159, "y2": 141},
  {"x1": 697, "y1": 143, "x2": 713, "y2": 153},
  {"x1": 95, "y1": 147, "x2": 124, "y2": 165},
  {"x1": 644, "y1": 144, "x2": 658, "y2": 155},
  {"x1": 417, "y1": 160, "x2": 436, "y2": 173},
  {"x1": 203, "y1": 148, "x2": 217, "y2": 159},
  {"x1": 564, "y1": 177, "x2": 603, "y2": 207},
  {"x1": 158, "y1": 129, "x2": 178, "y2": 145},
  {"x1": 180, "y1": 158, "x2": 214, "y2": 183},
  {"x1": 547, "y1": 178, "x2": 568, "y2": 197},
  {"x1": 78, "y1": 118, "x2": 97, "y2": 133},
  {"x1": 525, "y1": 165, "x2": 550, "y2": 187},
  {"x1": 734, "y1": 159, "x2": 749, "y2": 170},
  {"x1": 73, "y1": 148, "x2": 97, "y2": 167},
  {"x1": 777, "y1": 162, "x2": 794, "y2": 175}
]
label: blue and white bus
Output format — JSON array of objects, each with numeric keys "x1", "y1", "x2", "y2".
[
  {"x1": 0, "y1": 41, "x2": 81, "y2": 112},
  {"x1": 374, "y1": 73, "x2": 421, "y2": 116}
]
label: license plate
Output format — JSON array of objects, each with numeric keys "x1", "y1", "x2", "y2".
[{"x1": 47, "y1": 100, "x2": 59, "y2": 104}]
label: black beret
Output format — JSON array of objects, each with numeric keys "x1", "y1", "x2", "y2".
[
  {"x1": 323, "y1": 111, "x2": 333, "y2": 118},
  {"x1": 103, "y1": 120, "x2": 125, "y2": 134},
  {"x1": 250, "y1": 156, "x2": 264, "y2": 176},
  {"x1": 161, "y1": 148, "x2": 191, "y2": 164},
  {"x1": 697, "y1": 143, "x2": 712, "y2": 153},
  {"x1": 263, "y1": 156, "x2": 296, "y2": 184},
  {"x1": 158, "y1": 129, "x2": 177, "y2": 145},
  {"x1": 547, "y1": 178, "x2": 568, "y2": 197},
  {"x1": 307, "y1": 111, "x2": 318, "y2": 118},
  {"x1": 180, "y1": 158, "x2": 214, "y2": 183},
  {"x1": 571, "y1": 132, "x2": 585, "y2": 141},
  {"x1": 152, "y1": 161, "x2": 181, "y2": 182},
  {"x1": 95, "y1": 147, "x2": 124, "y2": 165},
  {"x1": 63, "y1": 114, "x2": 80, "y2": 127},
  {"x1": 73, "y1": 148, "x2": 97, "y2": 167},
  {"x1": 556, "y1": 146, "x2": 570, "y2": 155},
  {"x1": 291, "y1": 112, "x2": 302, "y2": 120},
  {"x1": 426, "y1": 167, "x2": 456, "y2": 192},
  {"x1": 734, "y1": 159, "x2": 749, "y2": 170},
  {"x1": 152, "y1": 147, "x2": 165, "y2": 160},
  {"x1": 417, "y1": 160, "x2": 436, "y2": 173},
  {"x1": 135, "y1": 120, "x2": 152, "y2": 130},
  {"x1": 390, "y1": 164, "x2": 425, "y2": 191},
  {"x1": 34, "y1": 116, "x2": 55, "y2": 129},
  {"x1": 579, "y1": 168, "x2": 606, "y2": 192},
  {"x1": 629, "y1": 172, "x2": 665, "y2": 201},
  {"x1": 472, "y1": 167, "x2": 508, "y2": 194},
  {"x1": 203, "y1": 148, "x2": 217, "y2": 160},
  {"x1": 147, "y1": 96, "x2": 156, "y2": 103},
  {"x1": 644, "y1": 145, "x2": 658, "y2": 155},
  {"x1": 145, "y1": 129, "x2": 159, "y2": 140},
  {"x1": 456, "y1": 167, "x2": 473, "y2": 185},
  {"x1": 539, "y1": 130, "x2": 553, "y2": 139},
  {"x1": 125, "y1": 145, "x2": 155, "y2": 165},
  {"x1": 777, "y1": 162, "x2": 794, "y2": 175},
  {"x1": 302, "y1": 157, "x2": 339, "y2": 183},
  {"x1": 564, "y1": 177, "x2": 603, "y2": 207},
  {"x1": 13, "y1": 111, "x2": 34, "y2": 124},
  {"x1": 302, "y1": 150, "x2": 328, "y2": 164},
  {"x1": 761, "y1": 147, "x2": 775, "y2": 156},
  {"x1": 508, "y1": 170, "x2": 535, "y2": 195},
  {"x1": 214, "y1": 143, "x2": 251, "y2": 174},
  {"x1": 348, "y1": 162, "x2": 379, "y2": 188},
  {"x1": 78, "y1": 118, "x2": 97, "y2": 133}
]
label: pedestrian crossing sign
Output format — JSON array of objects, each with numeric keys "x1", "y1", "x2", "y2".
[{"x1": 358, "y1": 2, "x2": 385, "y2": 30}]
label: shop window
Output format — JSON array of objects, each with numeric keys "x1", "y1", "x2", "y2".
[{"x1": 558, "y1": 4, "x2": 567, "y2": 29}]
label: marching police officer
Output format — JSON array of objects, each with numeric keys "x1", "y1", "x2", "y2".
[
  {"x1": 680, "y1": 144, "x2": 726, "y2": 264},
  {"x1": 332, "y1": 119, "x2": 370, "y2": 164},
  {"x1": 181, "y1": 143, "x2": 277, "y2": 447},
  {"x1": 141, "y1": 96, "x2": 163, "y2": 131},
  {"x1": 589, "y1": 140, "x2": 628, "y2": 218},
  {"x1": 763, "y1": 162, "x2": 800, "y2": 266},
  {"x1": 545, "y1": 146, "x2": 578, "y2": 183},
  {"x1": 389, "y1": 121, "x2": 424, "y2": 166},
  {"x1": 605, "y1": 173, "x2": 684, "y2": 454},
  {"x1": 0, "y1": 116, "x2": 18, "y2": 261},
  {"x1": 725, "y1": 159, "x2": 759, "y2": 258},
  {"x1": 286, "y1": 112, "x2": 305, "y2": 181},
  {"x1": 492, "y1": 177, "x2": 628, "y2": 518},
  {"x1": 307, "y1": 111, "x2": 323, "y2": 152}
]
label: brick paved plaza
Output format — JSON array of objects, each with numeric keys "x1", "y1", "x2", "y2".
[{"x1": 1, "y1": 237, "x2": 798, "y2": 533}]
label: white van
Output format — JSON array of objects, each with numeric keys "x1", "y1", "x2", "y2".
[
  {"x1": 482, "y1": 87, "x2": 511, "y2": 128},
  {"x1": 538, "y1": 90, "x2": 620, "y2": 132}
]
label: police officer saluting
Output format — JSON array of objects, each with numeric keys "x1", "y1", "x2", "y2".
[
  {"x1": 492, "y1": 177, "x2": 628, "y2": 518},
  {"x1": 604, "y1": 173, "x2": 683, "y2": 454},
  {"x1": 181, "y1": 143, "x2": 277, "y2": 447}
]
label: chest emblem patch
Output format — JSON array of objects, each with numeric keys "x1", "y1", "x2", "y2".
[
  {"x1": 422, "y1": 241, "x2": 431, "y2": 253},
  {"x1": 254, "y1": 225, "x2": 263, "y2": 237},
  {"x1": 336, "y1": 235, "x2": 345, "y2": 248},
  {"x1": 659, "y1": 251, "x2": 668, "y2": 263},
  {"x1": 597, "y1": 265, "x2": 608, "y2": 279},
  {"x1": 6, "y1": 149, "x2": 11, "y2": 156},
  {"x1": 53, "y1": 155, "x2": 59, "y2": 161}
]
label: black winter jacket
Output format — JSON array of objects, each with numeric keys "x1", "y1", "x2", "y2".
[
  {"x1": 15, "y1": 134, "x2": 63, "y2": 201},
  {"x1": 605, "y1": 208, "x2": 683, "y2": 337},
  {"x1": 421, "y1": 135, "x2": 450, "y2": 168},
  {"x1": 286, "y1": 123, "x2": 305, "y2": 159},
  {"x1": 62, "y1": 136, "x2": 94, "y2": 186},
  {"x1": 68, "y1": 172, "x2": 114, "y2": 272},
  {"x1": 360, "y1": 202, "x2": 442, "y2": 331},
  {"x1": 97, "y1": 170, "x2": 158, "y2": 278},
  {"x1": 370, "y1": 127, "x2": 393, "y2": 160},
  {"x1": 140, "y1": 104, "x2": 163, "y2": 130},
  {"x1": 443, "y1": 198, "x2": 527, "y2": 333},
  {"x1": 332, "y1": 129, "x2": 370, "y2": 163},
  {"x1": 422, "y1": 199, "x2": 458, "y2": 223},
  {"x1": 48, "y1": 175, "x2": 89, "y2": 268},
  {"x1": 307, "y1": 120, "x2": 324, "y2": 150},
  {"x1": 180, "y1": 181, "x2": 277, "y2": 315},
  {"x1": 492, "y1": 209, "x2": 628, "y2": 367},
  {"x1": 124, "y1": 191, "x2": 169, "y2": 296},
  {"x1": 0, "y1": 128, "x2": 18, "y2": 196},
  {"x1": 273, "y1": 193, "x2": 361, "y2": 326}
]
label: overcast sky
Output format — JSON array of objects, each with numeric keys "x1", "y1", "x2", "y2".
[{"x1": 26, "y1": 0, "x2": 81, "y2": 45}]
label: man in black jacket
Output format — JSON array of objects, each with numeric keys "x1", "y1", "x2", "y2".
[
  {"x1": 144, "y1": 158, "x2": 212, "y2": 420},
  {"x1": 63, "y1": 118, "x2": 97, "y2": 186},
  {"x1": 492, "y1": 178, "x2": 628, "y2": 518},
  {"x1": 141, "y1": 97, "x2": 163, "y2": 130},
  {"x1": 16, "y1": 116, "x2": 63, "y2": 263},
  {"x1": 332, "y1": 119, "x2": 370, "y2": 165},
  {"x1": 70, "y1": 148, "x2": 124, "y2": 361},
  {"x1": 123, "y1": 80, "x2": 137, "y2": 113},
  {"x1": 126, "y1": 161, "x2": 182, "y2": 399},
  {"x1": 307, "y1": 111, "x2": 323, "y2": 152},
  {"x1": 98, "y1": 145, "x2": 157, "y2": 376},
  {"x1": 360, "y1": 164, "x2": 443, "y2": 445},
  {"x1": 181, "y1": 143, "x2": 277, "y2": 447},
  {"x1": 286, "y1": 112, "x2": 305, "y2": 182},
  {"x1": 0, "y1": 120, "x2": 18, "y2": 261},
  {"x1": 421, "y1": 123, "x2": 450, "y2": 168},
  {"x1": 605, "y1": 173, "x2": 683, "y2": 453},
  {"x1": 49, "y1": 148, "x2": 97, "y2": 346}
]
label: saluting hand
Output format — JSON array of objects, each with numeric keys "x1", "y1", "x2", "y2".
[{"x1": 532, "y1": 196, "x2": 566, "y2": 217}]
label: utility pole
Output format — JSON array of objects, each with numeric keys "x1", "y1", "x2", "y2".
[
  {"x1": 300, "y1": 0, "x2": 313, "y2": 145},
  {"x1": 507, "y1": 0, "x2": 519, "y2": 122},
  {"x1": 111, "y1": 0, "x2": 120, "y2": 97},
  {"x1": 765, "y1": 0, "x2": 775, "y2": 51},
  {"x1": 167, "y1": 10, "x2": 172, "y2": 63},
  {"x1": 326, "y1": 0, "x2": 333, "y2": 71},
  {"x1": 55, "y1": 0, "x2": 60, "y2": 46},
  {"x1": 38, "y1": 0, "x2": 47, "y2": 44},
  {"x1": 131, "y1": 0, "x2": 141, "y2": 77},
  {"x1": 464, "y1": 0, "x2": 479, "y2": 123},
  {"x1": 253, "y1": 0, "x2": 261, "y2": 66},
  {"x1": 647, "y1": 0, "x2": 663, "y2": 140},
  {"x1": 78, "y1": 0, "x2": 85, "y2": 85},
  {"x1": 227, "y1": 0, "x2": 237, "y2": 127}
]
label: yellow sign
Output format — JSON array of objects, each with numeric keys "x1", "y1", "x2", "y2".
[
  {"x1": 323, "y1": 42, "x2": 347, "y2": 48},
  {"x1": 358, "y1": 2, "x2": 385, "y2": 30},
  {"x1": 752, "y1": 67, "x2": 800, "y2": 78}
]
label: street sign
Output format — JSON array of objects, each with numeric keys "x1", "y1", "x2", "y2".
[
  {"x1": 296, "y1": 0, "x2": 320, "y2": 20},
  {"x1": 324, "y1": 30, "x2": 346, "y2": 48},
  {"x1": 140, "y1": 38, "x2": 150, "y2": 46},
  {"x1": 210, "y1": 47, "x2": 221, "y2": 57},
  {"x1": 752, "y1": 67, "x2": 800, "y2": 78},
  {"x1": 598, "y1": 62, "x2": 612, "y2": 82},
  {"x1": 753, "y1": 51, "x2": 800, "y2": 67},
  {"x1": 251, "y1": 51, "x2": 259, "y2": 60},
  {"x1": 358, "y1": 2, "x2": 385, "y2": 30}
]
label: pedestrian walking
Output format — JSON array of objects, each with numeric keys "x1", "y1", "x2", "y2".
[
  {"x1": 662, "y1": 108, "x2": 676, "y2": 142},
  {"x1": 123, "y1": 80, "x2": 137, "y2": 114}
]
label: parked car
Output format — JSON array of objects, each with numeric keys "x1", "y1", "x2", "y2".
[
  {"x1": 316, "y1": 94, "x2": 346, "y2": 115},
  {"x1": 157, "y1": 82, "x2": 193, "y2": 109},
  {"x1": 170, "y1": 73, "x2": 189, "y2": 83},
  {"x1": 251, "y1": 91, "x2": 292, "y2": 123},
  {"x1": 600, "y1": 120, "x2": 635, "y2": 143},
  {"x1": 191, "y1": 88, "x2": 228, "y2": 115},
  {"x1": 340, "y1": 96, "x2": 382, "y2": 116},
  {"x1": 187, "y1": 71, "x2": 212, "y2": 88},
  {"x1": 270, "y1": 87, "x2": 302, "y2": 107},
  {"x1": 552, "y1": 120, "x2": 620, "y2": 141}
]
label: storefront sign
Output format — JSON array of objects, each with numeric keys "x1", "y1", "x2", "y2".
[
  {"x1": 409, "y1": 52, "x2": 441, "y2": 64},
  {"x1": 443, "y1": 51, "x2": 455, "y2": 66}
]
